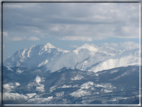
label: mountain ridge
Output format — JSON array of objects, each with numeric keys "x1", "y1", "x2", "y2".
[
  {"x1": 3, "y1": 65, "x2": 139, "y2": 104},
  {"x1": 4, "y1": 42, "x2": 140, "y2": 73}
]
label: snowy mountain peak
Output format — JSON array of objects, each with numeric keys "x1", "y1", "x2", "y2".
[
  {"x1": 38, "y1": 43, "x2": 56, "y2": 54},
  {"x1": 44, "y1": 43, "x2": 55, "y2": 49},
  {"x1": 74, "y1": 44, "x2": 98, "y2": 54},
  {"x1": 4, "y1": 42, "x2": 139, "y2": 73},
  {"x1": 81, "y1": 44, "x2": 98, "y2": 51}
]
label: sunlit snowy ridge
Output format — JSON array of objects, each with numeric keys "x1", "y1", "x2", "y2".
[{"x1": 4, "y1": 42, "x2": 140, "y2": 73}]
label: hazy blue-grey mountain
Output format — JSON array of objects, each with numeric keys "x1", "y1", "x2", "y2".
[{"x1": 3, "y1": 65, "x2": 139, "y2": 104}]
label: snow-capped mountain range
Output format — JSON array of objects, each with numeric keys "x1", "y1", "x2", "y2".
[
  {"x1": 3, "y1": 42, "x2": 140, "y2": 104},
  {"x1": 4, "y1": 42, "x2": 140, "y2": 73}
]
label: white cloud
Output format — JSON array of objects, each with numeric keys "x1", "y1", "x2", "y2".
[
  {"x1": 69, "y1": 45, "x2": 78, "y2": 48},
  {"x1": 3, "y1": 32, "x2": 8, "y2": 37},
  {"x1": 4, "y1": 4, "x2": 24, "y2": 8},
  {"x1": 50, "y1": 26, "x2": 60, "y2": 31},
  {"x1": 11, "y1": 37, "x2": 26, "y2": 41},
  {"x1": 28, "y1": 36, "x2": 40, "y2": 41},
  {"x1": 61, "y1": 36, "x2": 92, "y2": 41},
  {"x1": 119, "y1": 41, "x2": 139, "y2": 50},
  {"x1": 4, "y1": 3, "x2": 38, "y2": 9},
  {"x1": 3, "y1": 3, "x2": 140, "y2": 41},
  {"x1": 9, "y1": 36, "x2": 40, "y2": 41},
  {"x1": 101, "y1": 41, "x2": 139, "y2": 50},
  {"x1": 0, "y1": 32, "x2": 8, "y2": 37},
  {"x1": 32, "y1": 30, "x2": 41, "y2": 34}
]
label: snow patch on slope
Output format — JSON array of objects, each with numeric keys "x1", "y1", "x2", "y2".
[
  {"x1": 94, "y1": 83, "x2": 116, "y2": 90},
  {"x1": 56, "y1": 92, "x2": 64, "y2": 97},
  {"x1": 6, "y1": 66, "x2": 13, "y2": 71},
  {"x1": 110, "y1": 70, "x2": 118, "y2": 74},
  {"x1": 35, "y1": 75, "x2": 41, "y2": 85},
  {"x1": 28, "y1": 76, "x2": 45, "y2": 92},
  {"x1": 15, "y1": 82, "x2": 20, "y2": 86},
  {"x1": 104, "y1": 89, "x2": 113, "y2": 93},
  {"x1": 90, "y1": 55, "x2": 139, "y2": 73},
  {"x1": 61, "y1": 85, "x2": 72, "y2": 88},
  {"x1": 38, "y1": 59, "x2": 48, "y2": 67},
  {"x1": 20, "y1": 49, "x2": 27, "y2": 61},
  {"x1": 81, "y1": 81, "x2": 94, "y2": 89},
  {"x1": 27, "y1": 96, "x2": 53, "y2": 103},
  {"x1": 3, "y1": 92, "x2": 28, "y2": 101},
  {"x1": 71, "y1": 75, "x2": 84, "y2": 80},
  {"x1": 4, "y1": 82, "x2": 20, "y2": 92},
  {"x1": 16, "y1": 68, "x2": 23, "y2": 73},
  {"x1": 27, "y1": 45, "x2": 35, "y2": 57},
  {"x1": 70, "y1": 89, "x2": 90, "y2": 97},
  {"x1": 49, "y1": 86, "x2": 56, "y2": 93},
  {"x1": 36, "y1": 84, "x2": 45, "y2": 92},
  {"x1": 26, "y1": 93, "x2": 36, "y2": 98}
]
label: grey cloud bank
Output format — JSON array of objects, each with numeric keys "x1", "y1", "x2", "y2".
[{"x1": 3, "y1": 3, "x2": 140, "y2": 41}]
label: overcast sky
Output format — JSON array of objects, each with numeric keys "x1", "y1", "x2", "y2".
[{"x1": 2, "y1": 2, "x2": 140, "y2": 61}]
